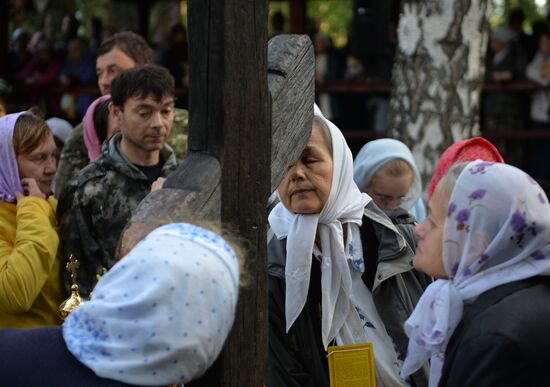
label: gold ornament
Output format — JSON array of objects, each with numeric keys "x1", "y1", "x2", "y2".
[{"x1": 58, "y1": 254, "x2": 84, "y2": 320}]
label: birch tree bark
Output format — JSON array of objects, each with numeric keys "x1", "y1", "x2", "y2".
[{"x1": 389, "y1": 0, "x2": 490, "y2": 188}]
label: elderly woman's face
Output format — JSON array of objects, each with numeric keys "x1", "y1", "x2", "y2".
[
  {"x1": 277, "y1": 123, "x2": 333, "y2": 214},
  {"x1": 413, "y1": 183, "x2": 448, "y2": 278}
]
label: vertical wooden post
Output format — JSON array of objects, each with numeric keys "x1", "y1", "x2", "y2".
[
  {"x1": 187, "y1": 0, "x2": 224, "y2": 157},
  {"x1": 125, "y1": 3, "x2": 312, "y2": 386},
  {"x1": 220, "y1": 0, "x2": 270, "y2": 385},
  {"x1": 187, "y1": 1, "x2": 270, "y2": 386},
  {"x1": 289, "y1": 0, "x2": 307, "y2": 34}
]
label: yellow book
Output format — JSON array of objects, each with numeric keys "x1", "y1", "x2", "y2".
[{"x1": 327, "y1": 342, "x2": 376, "y2": 387}]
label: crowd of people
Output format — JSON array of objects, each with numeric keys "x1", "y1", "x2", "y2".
[
  {"x1": 3, "y1": 13, "x2": 189, "y2": 123},
  {"x1": 2, "y1": 7, "x2": 550, "y2": 387}
]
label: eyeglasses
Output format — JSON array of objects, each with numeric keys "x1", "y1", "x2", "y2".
[{"x1": 370, "y1": 192, "x2": 411, "y2": 209}]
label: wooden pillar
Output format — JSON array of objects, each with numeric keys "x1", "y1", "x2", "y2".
[
  {"x1": 120, "y1": 2, "x2": 314, "y2": 386},
  {"x1": 289, "y1": 0, "x2": 307, "y2": 34},
  {"x1": 219, "y1": 0, "x2": 270, "y2": 385}
]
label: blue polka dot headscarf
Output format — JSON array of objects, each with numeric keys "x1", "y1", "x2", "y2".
[{"x1": 62, "y1": 223, "x2": 240, "y2": 386}]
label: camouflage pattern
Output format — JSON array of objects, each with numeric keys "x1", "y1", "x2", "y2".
[
  {"x1": 57, "y1": 133, "x2": 178, "y2": 297},
  {"x1": 54, "y1": 108, "x2": 188, "y2": 198},
  {"x1": 168, "y1": 107, "x2": 189, "y2": 161},
  {"x1": 54, "y1": 123, "x2": 87, "y2": 198}
]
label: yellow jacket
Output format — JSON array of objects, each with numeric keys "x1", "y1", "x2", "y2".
[{"x1": 0, "y1": 196, "x2": 64, "y2": 327}]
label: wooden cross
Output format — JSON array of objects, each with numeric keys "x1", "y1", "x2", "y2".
[
  {"x1": 66, "y1": 254, "x2": 80, "y2": 286},
  {"x1": 120, "y1": 1, "x2": 314, "y2": 385}
]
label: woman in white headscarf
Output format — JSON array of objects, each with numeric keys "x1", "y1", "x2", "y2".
[
  {"x1": 268, "y1": 106, "x2": 430, "y2": 387},
  {"x1": 353, "y1": 138, "x2": 426, "y2": 222},
  {"x1": 402, "y1": 161, "x2": 550, "y2": 387},
  {"x1": 0, "y1": 222, "x2": 241, "y2": 387}
]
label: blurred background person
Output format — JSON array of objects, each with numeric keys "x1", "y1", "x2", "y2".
[{"x1": 353, "y1": 138, "x2": 426, "y2": 222}]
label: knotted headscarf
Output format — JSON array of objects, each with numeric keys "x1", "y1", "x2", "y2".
[
  {"x1": 402, "y1": 161, "x2": 550, "y2": 386},
  {"x1": 269, "y1": 105, "x2": 405, "y2": 386},
  {"x1": 63, "y1": 223, "x2": 240, "y2": 386}
]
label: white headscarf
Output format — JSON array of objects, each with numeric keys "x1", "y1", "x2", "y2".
[
  {"x1": 402, "y1": 161, "x2": 550, "y2": 386},
  {"x1": 63, "y1": 223, "x2": 240, "y2": 386},
  {"x1": 269, "y1": 105, "x2": 406, "y2": 386},
  {"x1": 353, "y1": 138, "x2": 426, "y2": 221}
]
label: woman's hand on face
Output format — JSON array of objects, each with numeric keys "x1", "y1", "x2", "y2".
[{"x1": 15, "y1": 178, "x2": 47, "y2": 200}]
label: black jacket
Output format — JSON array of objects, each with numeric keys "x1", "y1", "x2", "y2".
[
  {"x1": 439, "y1": 277, "x2": 550, "y2": 387},
  {"x1": 267, "y1": 204, "x2": 430, "y2": 387}
]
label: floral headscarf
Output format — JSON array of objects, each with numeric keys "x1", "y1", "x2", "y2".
[
  {"x1": 402, "y1": 161, "x2": 550, "y2": 386},
  {"x1": 0, "y1": 112, "x2": 24, "y2": 202},
  {"x1": 63, "y1": 223, "x2": 240, "y2": 386}
]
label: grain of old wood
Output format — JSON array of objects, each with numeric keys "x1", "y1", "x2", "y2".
[{"x1": 119, "y1": 1, "x2": 314, "y2": 384}]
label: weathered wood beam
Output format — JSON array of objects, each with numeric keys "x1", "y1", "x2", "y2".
[
  {"x1": 218, "y1": 0, "x2": 270, "y2": 384},
  {"x1": 268, "y1": 34, "x2": 314, "y2": 192},
  {"x1": 186, "y1": 0, "x2": 223, "y2": 156},
  {"x1": 119, "y1": 2, "x2": 314, "y2": 386}
]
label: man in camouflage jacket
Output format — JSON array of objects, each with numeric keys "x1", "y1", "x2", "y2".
[
  {"x1": 55, "y1": 31, "x2": 188, "y2": 197},
  {"x1": 57, "y1": 65, "x2": 178, "y2": 297}
]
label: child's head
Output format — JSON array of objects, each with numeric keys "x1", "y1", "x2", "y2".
[
  {"x1": 353, "y1": 138, "x2": 422, "y2": 212},
  {"x1": 367, "y1": 159, "x2": 414, "y2": 211}
]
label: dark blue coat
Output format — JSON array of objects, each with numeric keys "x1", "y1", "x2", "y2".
[{"x1": 0, "y1": 326, "x2": 164, "y2": 387}]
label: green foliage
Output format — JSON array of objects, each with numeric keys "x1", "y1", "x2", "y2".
[
  {"x1": 491, "y1": 0, "x2": 548, "y2": 29},
  {"x1": 75, "y1": 0, "x2": 110, "y2": 23},
  {"x1": 307, "y1": 0, "x2": 353, "y2": 47},
  {"x1": 269, "y1": 0, "x2": 353, "y2": 47}
]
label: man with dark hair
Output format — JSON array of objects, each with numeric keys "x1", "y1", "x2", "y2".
[
  {"x1": 57, "y1": 65, "x2": 178, "y2": 297},
  {"x1": 55, "y1": 31, "x2": 188, "y2": 197}
]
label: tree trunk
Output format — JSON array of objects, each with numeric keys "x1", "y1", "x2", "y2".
[{"x1": 389, "y1": 0, "x2": 490, "y2": 188}]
